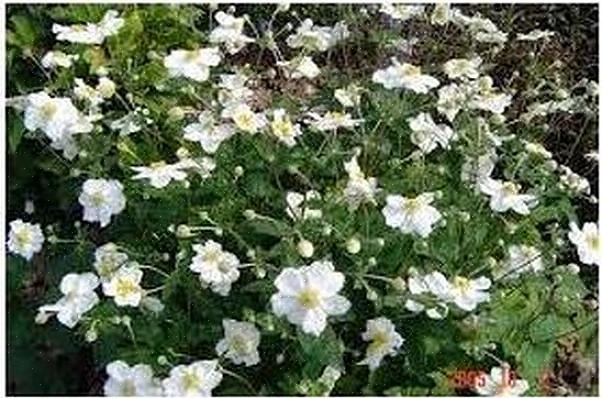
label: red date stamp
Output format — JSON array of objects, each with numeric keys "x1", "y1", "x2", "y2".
[{"x1": 447, "y1": 369, "x2": 517, "y2": 389}]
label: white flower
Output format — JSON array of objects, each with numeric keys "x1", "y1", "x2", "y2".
[
  {"x1": 443, "y1": 57, "x2": 481, "y2": 80},
  {"x1": 382, "y1": 193, "x2": 442, "y2": 237},
  {"x1": 306, "y1": 111, "x2": 362, "y2": 132},
  {"x1": 380, "y1": 4, "x2": 424, "y2": 21},
  {"x1": 475, "y1": 366, "x2": 529, "y2": 396},
  {"x1": 271, "y1": 260, "x2": 351, "y2": 336},
  {"x1": 131, "y1": 161, "x2": 188, "y2": 189},
  {"x1": 407, "y1": 112, "x2": 455, "y2": 153},
  {"x1": 405, "y1": 271, "x2": 451, "y2": 319},
  {"x1": 430, "y1": 3, "x2": 450, "y2": 25},
  {"x1": 37, "y1": 273, "x2": 99, "y2": 328},
  {"x1": 358, "y1": 317, "x2": 404, "y2": 371},
  {"x1": 286, "y1": 19, "x2": 349, "y2": 52},
  {"x1": 164, "y1": 48, "x2": 222, "y2": 82},
  {"x1": 97, "y1": 77, "x2": 116, "y2": 98},
  {"x1": 283, "y1": 56, "x2": 321, "y2": 79},
  {"x1": 74, "y1": 78, "x2": 105, "y2": 107},
  {"x1": 104, "y1": 360, "x2": 162, "y2": 396},
  {"x1": 24, "y1": 91, "x2": 93, "y2": 142},
  {"x1": 222, "y1": 103, "x2": 267, "y2": 134},
  {"x1": 286, "y1": 191, "x2": 323, "y2": 220},
  {"x1": 334, "y1": 84, "x2": 362, "y2": 108},
  {"x1": 103, "y1": 265, "x2": 145, "y2": 307},
  {"x1": 470, "y1": 91, "x2": 512, "y2": 114},
  {"x1": 437, "y1": 83, "x2": 467, "y2": 122},
  {"x1": 7, "y1": 219, "x2": 44, "y2": 261},
  {"x1": 180, "y1": 157, "x2": 217, "y2": 180},
  {"x1": 209, "y1": 11, "x2": 254, "y2": 55},
  {"x1": 269, "y1": 108, "x2": 303, "y2": 147},
  {"x1": 343, "y1": 154, "x2": 378, "y2": 210},
  {"x1": 345, "y1": 237, "x2": 362, "y2": 254},
  {"x1": 559, "y1": 166, "x2": 591, "y2": 194},
  {"x1": 524, "y1": 141, "x2": 552, "y2": 159},
  {"x1": 190, "y1": 240, "x2": 241, "y2": 296},
  {"x1": 475, "y1": 30, "x2": 508, "y2": 44},
  {"x1": 41, "y1": 51, "x2": 78, "y2": 69},
  {"x1": 79, "y1": 178, "x2": 127, "y2": 227},
  {"x1": 111, "y1": 113, "x2": 142, "y2": 136},
  {"x1": 373, "y1": 60, "x2": 439, "y2": 93},
  {"x1": 516, "y1": 29, "x2": 555, "y2": 42},
  {"x1": 162, "y1": 360, "x2": 223, "y2": 397},
  {"x1": 460, "y1": 152, "x2": 497, "y2": 186},
  {"x1": 297, "y1": 239, "x2": 315, "y2": 258},
  {"x1": 496, "y1": 245, "x2": 543, "y2": 280},
  {"x1": 93, "y1": 243, "x2": 129, "y2": 282},
  {"x1": 215, "y1": 319, "x2": 261, "y2": 366},
  {"x1": 183, "y1": 111, "x2": 235, "y2": 154},
  {"x1": 448, "y1": 276, "x2": 491, "y2": 311},
  {"x1": 52, "y1": 10, "x2": 123, "y2": 44},
  {"x1": 568, "y1": 222, "x2": 600, "y2": 266},
  {"x1": 217, "y1": 73, "x2": 254, "y2": 108},
  {"x1": 479, "y1": 178, "x2": 537, "y2": 215}
]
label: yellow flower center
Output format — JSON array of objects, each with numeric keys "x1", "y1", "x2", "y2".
[
  {"x1": 328, "y1": 111, "x2": 345, "y2": 123},
  {"x1": 230, "y1": 335, "x2": 249, "y2": 353},
  {"x1": 150, "y1": 161, "x2": 167, "y2": 170},
  {"x1": 184, "y1": 50, "x2": 199, "y2": 62},
  {"x1": 367, "y1": 331, "x2": 390, "y2": 354},
  {"x1": 586, "y1": 234, "x2": 599, "y2": 251},
  {"x1": 116, "y1": 278, "x2": 139, "y2": 297},
  {"x1": 502, "y1": 182, "x2": 519, "y2": 196},
  {"x1": 297, "y1": 288, "x2": 321, "y2": 309},
  {"x1": 403, "y1": 64, "x2": 421, "y2": 76},
  {"x1": 15, "y1": 229, "x2": 32, "y2": 246},
  {"x1": 90, "y1": 192, "x2": 106, "y2": 207},
  {"x1": 182, "y1": 371, "x2": 201, "y2": 391},
  {"x1": 453, "y1": 276, "x2": 471, "y2": 295},
  {"x1": 41, "y1": 102, "x2": 58, "y2": 120},
  {"x1": 271, "y1": 118, "x2": 294, "y2": 137},
  {"x1": 120, "y1": 379, "x2": 137, "y2": 396},
  {"x1": 234, "y1": 111, "x2": 255, "y2": 132},
  {"x1": 403, "y1": 198, "x2": 421, "y2": 215},
  {"x1": 202, "y1": 249, "x2": 222, "y2": 265}
]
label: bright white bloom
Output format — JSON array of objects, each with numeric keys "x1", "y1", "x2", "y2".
[
  {"x1": 405, "y1": 271, "x2": 451, "y2": 319},
  {"x1": 103, "y1": 360, "x2": 162, "y2": 396},
  {"x1": 179, "y1": 157, "x2": 217, "y2": 180},
  {"x1": 269, "y1": 108, "x2": 303, "y2": 147},
  {"x1": 52, "y1": 10, "x2": 124, "y2": 44},
  {"x1": 437, "y1": 83, "x2": 467, "y2": 122},
  {"x1": 111, "y1": 113, "x2": 142, "y2": 136},
  {"x1": 373, "y1": 60, "x2": 439, "y2": 93},
  {"x1": 7, "y1": 219, "x2": 44, "y2": 261},
  {"x1": 430, "y1": 3, "x2": 450, "y2": 25},
  {"x1": 475, "y1": 366, "x2": 529, "y2": 396},
  {"x1": 271, "y1": 260, "x2": 351, "y2": 336},
  {"x1": 183, "y1": 111, "x2": 235, "y2": 154},
  {"x1": 24, "y1": 91, "x2": 93, "y2": 142},
  {"x1": 380, "y1": 4, "x2": 424, "y2": 21},
  {"x1": 222, "y1": 103, "x2": 267, "y2": 134},
  {"x1": 443, "y1": 57, "x2": 481, "y2": 80},
  {"x1": 475, "y1": 30, "x2": 508, "y2": 44},
  {"x1": 283, "y1": 56, "x2": 321, "y2": 79},
  {"x1": 164, "y1": 48, "x2": 221, "y2": 82},
  {"x1": 568, "y1": 222, "x2": 600, "y2": 266},
  {"x1": 209, "y1": 11, "x2": 254, "y2": 55},
  {"x1": 131, "y1": 161, "x2": 188, "y2": 189},
  {"x1": 461, "y1": 152, "x2": 497, "y2": 186},
  {"x1": 215, "y1": 319, "x2": 261, "y2": 366},
  {"x1": 103, "y1": 265, "x2": 145, "y2": 307},
  {"x1": 496, "y1": 245, "x2": 543, "y2": 280},
  {"x1": 407, "y1": 112, "x2": 455, "y2": 153},
  {"x1": 74, "y1": 78, "x2": 105, "y2": 107},
  {"x1": 37, "y1": 273, "x2": 100, "y2": 328},
  {"x1": 41, "y1": 51, "x2": 78, "y2": 69},
  {"x1": 471, "y1": 91, "x2": 513, "y2": 114},
  {"x1": 524, "y1": 141, "x2": 552, "y2": 159},
  {"x1": 97, "y1": 77, "x2": 116, "y2": 98},
  {"x1": 382, "y1": 193, "x2": 442, "y2": 237},
  {"x1": 217, "y1": 73, "x2": 254, "y2": 108},
  {"x1": 297, "y1": 239, "x2": 315, "y2": 258},
  {"x1": 448, "y1": 276, "x2": 491, "y2": 311},
  {"x1": 162, "y1": 360, "x2": 223, "y2": 397},
  {"x1": 93, "y1": 242, "x2": 129, "y2": 282},
  {"x1": 190, "y1": 240, "x2": 241, "y2": 296},
  {"x1": 79, "y1": 178, "x2": 126, "y2": 227},
  {"x1": 343, "y1": 154, "x2": 378, "y2": 209},
  {"x1": 559, "y1": 165, "x2": 591, "y2": 194},
  {"x1": 286, "y1": 191, "x2": 323, "y2": 220},
  {"x1": 334, "y1": 84, "x2": 362, "y2": 108},
  {"x1": 358, "y1": 317, "x2": 404, "y2": 370},
  {"x1": 516, "y1": 29, "x2": 555, "y2": 41},
  {"x1": 479, "y1": 178, "x2": 537, "y2": 215},
  {"x1": 306, "y1": 111, "x2": 362, "y2": 132},
  {"x1": 286, "y1": 19, "x2": 349, "y2": 52}
]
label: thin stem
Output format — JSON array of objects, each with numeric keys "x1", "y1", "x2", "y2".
[{"x1": 220, "y1": 367, "x2": 258, "y2": 395}]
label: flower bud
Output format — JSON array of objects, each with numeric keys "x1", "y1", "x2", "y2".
[
  {"x1": 97, "y1": 77, "x2": 116, "y2": 98},
  {"x1": 243, "y1": 209, "x2": 257, "y2": 220},
  {"x1": 345, "y1": 237, "x2": 361, "y2": 254},
  {"x1": 85, "y1": 328, "x2": 98, "y2": 342},
  {"x1": 391, "y1": 277, "x2": 406, "y2": 291},
  {"x1": 297, "y1": 239, "x2": 314, "y2": 258}
]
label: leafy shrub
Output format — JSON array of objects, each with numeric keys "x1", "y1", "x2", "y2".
[{"x1": 6, "y1": 3, "x2": 599, "y2": 396}]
